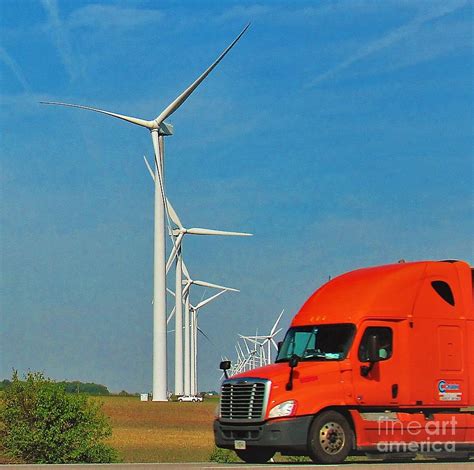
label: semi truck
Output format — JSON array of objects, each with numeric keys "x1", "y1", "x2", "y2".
[{"x1": 214, "y1": 259, "x2": 474, "y2": 463}]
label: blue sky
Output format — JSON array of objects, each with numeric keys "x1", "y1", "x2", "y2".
[{"x1": 1, "y1": 0, "x2": 472, "y2": 393}]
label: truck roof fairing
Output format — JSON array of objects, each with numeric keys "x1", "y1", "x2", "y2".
[{"x1": 292, "y1": 260, "x2": 473, "y2": 326}]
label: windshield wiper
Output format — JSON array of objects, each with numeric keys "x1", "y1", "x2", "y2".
[{"x1": 302, "y1": 353, "x2": 329, "y2": 360}]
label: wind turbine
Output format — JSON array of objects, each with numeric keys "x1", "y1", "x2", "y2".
[
  {"x1": 40, "y1": 25, "x2": 250, "y2": 401},
  {"x1": 181, "y1": 261, "x2": 238, "y2": 396},
  {"x1": 165, "y1": 200, "x2": 250, "y2": 395},
  {"x1": 189, "y1": 288, "x2": 235, "y2": 396},
  {"x1": 143, "y1": 160, "x2": 251, "y2": 396},
  {"x1": 239, "y1": 309, "x2": 284, "y2": 365}
]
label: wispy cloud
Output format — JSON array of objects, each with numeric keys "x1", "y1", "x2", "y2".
[
  {"x1": 40, "y1": 0, "x2": 79, "y2": 82},
  {"x1": 308, "y1": 0, "x2": 468, "y2": 87},
  {"x1": 0, "y1": 46, "x2": 31, "y2": 92},
  {"x1": 67, "y1": 4, "x2": 163, "y2": 31},
  {"x1": 215, "y1": 4, "x2": 272, "y2": 22},
  {"x1": 368, "y1": 17, "x2": 472, "y2": 74}
]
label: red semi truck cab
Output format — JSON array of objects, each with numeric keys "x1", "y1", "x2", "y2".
[{"x1": 214, "y1": 260, "x2": 474, "y2": 463}]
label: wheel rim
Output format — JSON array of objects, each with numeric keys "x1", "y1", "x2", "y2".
[{"x1": 319, "y1": 421, "x2": 345, "y2": 455}]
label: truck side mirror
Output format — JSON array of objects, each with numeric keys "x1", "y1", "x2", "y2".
[
  {"x1": 361, "y1": 335, "x2": 380, "y2": 377},
  {"x1": 286, "y1": 355, "x2": 300, "y2": 391},
  {"x1": 220, "y1": 360, "x2": 231, "y2": 379},
  {"x1": 277, "y1": 341, "x2": 283, "y2": 353},
  {"x1": 289, "y1": 354, "x2": 299, "y2": 368},
  {"x1": 367, "y1": 334, "x2": 381, "y2": 363}
]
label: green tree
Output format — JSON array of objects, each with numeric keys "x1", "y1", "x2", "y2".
[
  {"x1": 0, "y1": 371, "x2": 118, "y2": 464},
  {"x1": 0, "y1": 380, "x2": 10, "y2": 390},
  {"x1": 59, "y1": 381, "x2": 110, "y2": 396}
]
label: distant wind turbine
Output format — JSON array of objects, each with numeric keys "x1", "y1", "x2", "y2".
[
  {"x1": 189, "y1": 289, "x2": 230, "y2": 396},
  {"x1": 240, "y1": 309, "x2": 284, "y2": 364},
  {"x1": 181, "y1": 261, "x2": 238, "y2": 395}
]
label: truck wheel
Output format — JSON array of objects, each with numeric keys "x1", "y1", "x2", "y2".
[
  {"x1": 308, "y1": 410, "x2": 353, "y2": 464},
  {"x1": 235, "y1": 448, "x2": 275, "y2": 463}
]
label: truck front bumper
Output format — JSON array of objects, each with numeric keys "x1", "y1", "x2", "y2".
[{"x1": 214, "y1": 415, "x2": 313, "y2": 453}]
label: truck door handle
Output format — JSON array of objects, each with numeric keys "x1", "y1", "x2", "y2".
[{"x1": 392, "y1": 384, "x2": 399, "y2": 399}]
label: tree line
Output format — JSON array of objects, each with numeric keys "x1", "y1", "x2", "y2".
[{"x1": 0, "y1": 378, "x2": 110, "y2": 396}]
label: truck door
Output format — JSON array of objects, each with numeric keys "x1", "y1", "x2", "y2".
[{"x1": 352, "y1": 321, "x2": 403, "y2": 407}]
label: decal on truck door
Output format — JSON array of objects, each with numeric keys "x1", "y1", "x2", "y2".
[{"x1": 437, "y1": 380, "x2": 462, "y2": 401}]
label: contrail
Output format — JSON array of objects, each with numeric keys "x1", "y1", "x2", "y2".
[
  {"x1": 0, "y1": 46, "x2": 31, "y2": 92},
  {"x1": 309, "y1": 0, "x2": 468, "y2": 87},
  {"x1": 40, "y1": 0, "x2": 78, "y2": 82}
]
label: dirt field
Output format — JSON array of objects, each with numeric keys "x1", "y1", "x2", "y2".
[{"x1": 99, "y1": 396, "x2": 218, "y2": 462}]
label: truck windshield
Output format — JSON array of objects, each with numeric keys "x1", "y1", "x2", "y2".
[{"x1": 275, "y1": 324, "x2": 355, "y2": 362}]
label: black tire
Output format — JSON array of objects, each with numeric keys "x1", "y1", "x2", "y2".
[
  {"x1": 235, "y1": 448, "x2": 275, "y2": 463},
  {"x1": 308, "y1": 410, "x2": 353, "y2": 464}
]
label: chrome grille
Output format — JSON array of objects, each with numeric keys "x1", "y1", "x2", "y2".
[{"x1": 220, "y1": 378, "x2": 270, "y2": 422}]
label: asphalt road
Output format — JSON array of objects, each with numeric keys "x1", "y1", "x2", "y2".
[{"x1": 2, "y1": 461, "x2": 473, "y2": 469}]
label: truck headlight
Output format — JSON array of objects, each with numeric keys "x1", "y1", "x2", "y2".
[{"x1": 268, "y1": 400, "x2": 297, "y2": 418}]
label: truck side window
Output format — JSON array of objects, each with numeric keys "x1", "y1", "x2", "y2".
[{"x1": 358, "y1": 327, "x2": 393, "y2": 362}]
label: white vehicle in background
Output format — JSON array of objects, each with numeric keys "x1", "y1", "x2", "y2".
[{"x1": 178, "y1": 395, "x2": 203, "y2": 403}]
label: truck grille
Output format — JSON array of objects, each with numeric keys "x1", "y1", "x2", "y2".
[{"x1": 220, "y1": 378, "x2": 270, "y2": 422}]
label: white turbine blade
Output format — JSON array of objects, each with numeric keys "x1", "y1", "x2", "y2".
[
  {"x1": 243, "y1": 334, "x2": 270, "y2": 340},
  {"x1": 238, "y1": 335, "x2": 250, "y2": 342},
  {"x1": 167, "y1": 306, "x2": 176, "y2": 325},
  {"x1": 270, "y1": 309, "x2": 284, "y2": 335},
  {"x1": 166, "y1": 250, "x2": 175, "y2": 274},
  {"x1": 235, "y1": 345, "x2": 241, "y2": 361},
  {"x1": 182, "y1": 281, "x2": 191, "y2": 297},
  {"x1": 143, "y1": 156, "x2": 155, "y2": 182},
  {"x1": 182, "y1": 260, "x2": 191, "y2": 280},
  {"x1": 40, "y1": 101, "x2": 155, "y2": 129},
  {"x1": 195, "y1": 289, "x2": 227, "y2": 310},
  {"x1": 192, "y1": 280, "x2": 239, "y2": 292},
  {"x1": 197, "y1": 326, "x2": 213, "y2": 344},
  {"x1": 270, "y1": 328, "x2": 283, "y2": 338},
  {"x1": 239, "y1": 335, "x2": 259, "y2": 346},
  {"x1": 186, "y1": 228, "x2": 252, "y2": 236},
  {"x1": 166, "y1": 232, "x2": 185, "y2": 272},
  {"x1": 166, "y1": 198, "x2": 183, "y2": 229},
  {"x1": 271, "y1": 338, "x2": 278, "y2": 350},
  {"x1": 154, "y1": 24, "x2": 250, "y2": 125}
]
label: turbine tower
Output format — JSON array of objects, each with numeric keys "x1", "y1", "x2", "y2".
[{"x1": 41, "y1": 25, "x2": 250, "y2": 401}]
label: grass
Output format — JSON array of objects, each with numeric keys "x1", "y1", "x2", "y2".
[
  {"x1": 98, "y1": 396, "x2": 218, "y2": 462},
  {"x1": 96, "y1": 397, "x2": 364, "y2": 463}
]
